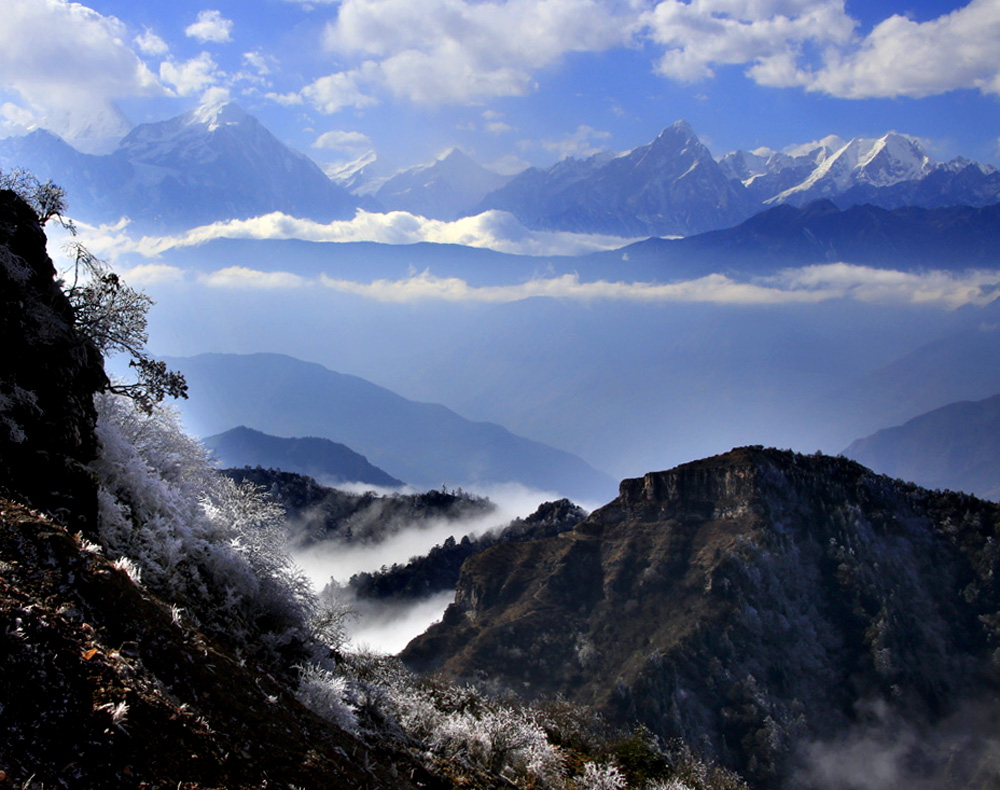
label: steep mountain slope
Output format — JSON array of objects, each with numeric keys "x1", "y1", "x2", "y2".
[
  {"x1": 0, "y1": 102, "x2": 358, "y2": 229},
  {"x1": 165, "y1": 352, "x2": 617, "y2": 501},
  {"x1": 404, "y1": 447, "x2": 1000, "y2": 787},
  {"x1": 0, "y1": 188, "x2": 106, "y2": 531},
  {"x1": 477, "y1": 121, "x2": 759, "y2": 236},
  {"x1": 204, "y1": 425, "x2": 403, "y2": 488},
  {"x1": 844, "y1": 393, "x2": 1000, "y2": 500},
  {"x1": 0, "y1": 498, "x2": 439, "y2": 790},
  {"x1": 373, "y1": 148, "x2": 511, "y2": 220}
]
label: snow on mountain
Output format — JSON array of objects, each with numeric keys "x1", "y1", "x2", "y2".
[
  {"x1": 762, "y1": 133, "x2": 934, "y2": 205},
  {"x1": 372, "y1": 148, "x2": 512, "y2": 220},
  {"x1": 325, "y1": 150, "x2": 398, "y2": 196},
  {"x1": 0, "y1": 101, "x2": 359, "y2": 229},
  {"x1": 477, "y1": 120, "x2": 759, "y2": 236}
]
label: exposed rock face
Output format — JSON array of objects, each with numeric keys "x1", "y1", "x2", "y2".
[
  {"x1": 0, "y1": 189, "x2": 106, "y2": 530},
  {"x1": 403, "y1": 447, "x2": 1000, "y2": 786}
]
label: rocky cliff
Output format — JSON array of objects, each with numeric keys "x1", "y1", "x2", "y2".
[
  {"x1": 0, "y1": 188, "x2": 106, "y2": 531},
  {"x1": 403, "y1": 447, "x2": 1000, "y2": 786}
]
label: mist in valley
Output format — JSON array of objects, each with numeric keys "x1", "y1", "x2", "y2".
[{"x1": 289, "y1": 482, "x2": 575, "y2": 652}]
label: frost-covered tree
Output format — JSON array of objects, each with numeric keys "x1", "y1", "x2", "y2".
[
  {"x1": 91, "y1": 392, "x2": 316, "y2": 667},
  {"x1": 1, "y1": 166, "x2": 186, "y2": 412}
]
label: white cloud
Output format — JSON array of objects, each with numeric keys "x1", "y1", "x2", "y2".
[
  {"x1": 316, "y1": 270, "x2": 824, "y2": 304},
  {"x1": 0, "y1": 101, "x2": 36, "y2": 136},
  {"x1": 301, "y1": 65, "x2": 380, "y2": 113},
  {"x1": 134, "y1": 27, "x2": 169, "y2": 57},
  {"x1": 800, "y1": 1, "x2": 1000, "y2": 99},
  {"x1": 0, "y1": 0, "x2": 162, "y2": 138},
  {"x1": 640, "y1": 0, "x2": 1000, "y2": 100},
  {"x1": 265, "y1": 91, "x2": 305, "y2": 107},
  {"x1": 199, "y1": 266, "x2": 309, "y2": 289},
  {"x1": 72, "y1": 209, "x2": 637, "y2": 260},
  {"x1": 119, "y1": 263, "x2": 186, "y2": 287},
  {"x1": 159, "y1": 53, "x2": 222, "y2": 97},
  {"x1": 242, "y1": 51, "x2": 273, "y2": 77},
  {"x1": 319, "y1": 0, "x2": 633, "y2": 105},
  {"x1": 769, "y1": 263, "x2": 1000, "y2": 308},
  {"x1": 641, "y1": 0, "x2": 855, "y2": 82},
  {"x1": 185, "y1": 10, "x2": 234, "y2": 44},
  {"x1": 114, "y1": 259, "x2": 1000, "y2": 311},
  {"x1": 313, "y1": 129, "x2": 373, "y2": 151}
]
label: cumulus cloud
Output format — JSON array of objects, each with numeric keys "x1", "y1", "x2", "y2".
[
  {"x1": 159, "y1": 53, "x2": 223, "y2": 97},
  {"x1": 800, "y1": 1, "x2": 1000, "y2": 99},
  {"x1": 315, "y1": 0, "x2": 633, "y2": 105},
  {"x1": 313, "y1": 129, "x2": 374, "y2": 151},
  {"x1": 0, "y1": 0, "x2": 162, "y2": 139},
  {"x1": 300, "y1": 65, "x2": 380, "y2": 113},
  {"x1": 185, "y1": 10, "x2": 234, "y2": 44},
  {"x1": 640, "y1": 0, "x2": 1000, "y2": 100},
  {"x1": 134, "y1": 27, "x2": 169, "y2": 57},
  {"x1": 641, "y1": 0, "x2": 855, "y2": 82}
]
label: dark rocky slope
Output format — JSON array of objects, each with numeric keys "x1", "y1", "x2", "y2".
[
  {"x1": 0, "y1": 188, "x2": 106, "y2": 531},
  {"x1": 403, "y1": 447, "x2": 1000, "y2": 787},
  {"x1": 0, "y1": 498, "x2": 443, "y2": 789}
]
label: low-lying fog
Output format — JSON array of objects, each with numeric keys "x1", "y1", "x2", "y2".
[{"x1": 290, "y1": 482, "x2": 585, "y2": 654}]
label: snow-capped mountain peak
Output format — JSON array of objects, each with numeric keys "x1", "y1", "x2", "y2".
[
  {"x1": 188, "y1": 101, "x2": 249, "y2": 132},
  {"x1": 767, "y1": 132, "x2": 936, "y2": 204}
]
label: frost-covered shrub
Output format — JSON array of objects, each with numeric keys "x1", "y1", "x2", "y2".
[
  {"x1": 91, "y1": 392, "x2": 316, "y2": 667},
  {"x1": 577, "y1": 762, "x2": 627, "y2": 790},
  {"x1": 296, "y1": 664, "x2": 358, "y2": 734},
  {"x1": 430, "y1": 705, "x2": 563, "y2": 780}
]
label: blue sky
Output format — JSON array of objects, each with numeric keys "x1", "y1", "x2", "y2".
[{"x1": 2, "y1": 0, "x2": 1000, "y2": 173}]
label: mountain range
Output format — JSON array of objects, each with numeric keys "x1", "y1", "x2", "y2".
[
  {"x1": 0, "y1": 102, "x2": 357, "y2": 230},
  {"x1": 4, "y1": 102, "x2": 999, "y2": 237},
  {"x1": 164, "y1": 352, "x2": 616, "y2": 502}
]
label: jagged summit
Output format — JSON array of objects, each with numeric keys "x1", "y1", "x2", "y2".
[{"x1": 477, "y1": 119, "x2": 759, "y2": 236}]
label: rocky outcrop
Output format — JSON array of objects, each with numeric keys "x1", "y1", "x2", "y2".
[
  {"x1": 403, "y1": 447, "x2": 1000, "y2": 787},
  {"x1": 0, "y1": 189, "x2": 106, "y2": 530}
]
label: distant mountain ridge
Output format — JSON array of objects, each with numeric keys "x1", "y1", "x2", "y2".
[
  {"x1": 203, "y1": 426, "x2": 402, "y2": 488},
  {"x1": 3, "y1": 104, "x2": 998, "y2": 237},
  {"x1": 165, "y1": 352, "x2": 617, "y2": 502},
  {"x1": 844, "y1": 393, "x2": 1000, "y2": 500},
  {"x1": 0, "y1": 101, "x2": 357, "y2": 230}
]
